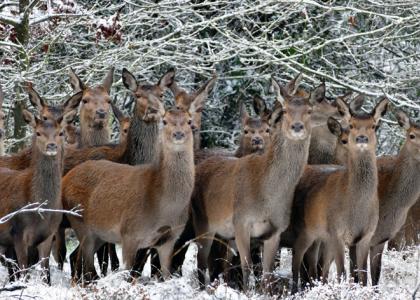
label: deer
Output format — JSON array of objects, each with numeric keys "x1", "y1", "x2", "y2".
[
  {"x1": 0, "y1": 100, "x2": 80, "y2": 284},
  {"x1": 68, "y1": 67, "x2": 114, "y2": 148},
  {"x1": 367, "y1": 110, "x2": 420, "y2": 285},
  {"x1": 290, "y1": 97, "x2": 389, "y2": 293},
  {"x1": 0, "y1": 85, "x2": 5, "y2": 156},
  {"x1": 111, "y1": 102, "x2": 131, "y2": 144},
  {"x1": 0, "y1": 83, "x2": 82, "y2": 170},
  {"x1": 191, "y1": 75, "x2": 317, "y2": 290},
  {"x1": 387, "y1": 202, "x2": 419, "y2": 250},
  {"x1": 170, "y1": 74, "x2": 217, "y2": 151},
  {"x1": 61, "y1": 105, "x2": 196, "y2": 282}
]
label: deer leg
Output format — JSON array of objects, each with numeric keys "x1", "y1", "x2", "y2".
[
  {"x1": 78, "y1": 236, "x2": 100, "y2": 283},
  {"x1": 156, "y1": 238, "x2": 177, "y2": 280},
  {"x1": 355, "y1": 239, "x2": 371, "y2": 286},
  {"x1": 333, "y1": 239, "x2": 346, "y2": 282},
  {"x1": 52, "y1": 227, "x2": 66, "y2": 271},
  {"x1": 292, "y1": 232, "x2": 315, "y2": 294},
  {"x1": 370, "y1": 242, "x2": 385, "y2": 286},
  {"x1": 13, "y1": 236, "x2": 29, "y2": 279},
  {"x1": 349, "y1": 245, "x2": 358, "y2": 282},
  {"x1": 37, "y1": 235, "x2": 54, "y2": 285},
  {"x1": 122, "y1": 238, "x2": 140, "y2": 279},
  {"x1": 234, "y1": 224, "x2": 252, "y2": 291},
  {"x1": 261, "y1": 232, "x2": 280, "y2": 292},
  {"x1": 96, "y1": 243, "x2": 109, "y2": 276},
  {"x1": 209, "y1": 237, "x2": 228, "y2": 282},
  {"x1": 306, "y1": 241, "x2": 321, "y2": 284},
  {"x1": 109, "y1": 243, "x2": 120, "y2": 272}
]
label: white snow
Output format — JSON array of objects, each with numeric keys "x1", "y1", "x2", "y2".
[{"x1": 0, "y1": 244, "x2": 418, "y2": 299}]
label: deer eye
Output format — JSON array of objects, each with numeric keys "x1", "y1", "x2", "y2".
[
  {"x1": 341, "y1": 139, "x2": 348, "y2": 144},
  {"x1": 59, "y1": 131, "x2": 64, "y2": 137},
  {"x1": 266, "y1": 128, "x2": 270, "y2": 133},
  {"x1": 244, "y1": 130, "x2": 249, "y2": 134},
  {"x1": 43, "y1": 116, "x2": 48, "y2": 121},
  {"x1": 410, "y1": 133, "x2": 415, "y2": 140},
  {"x1": 188, "y1": 120, "x2": 192, "y2": 125},
  {"x1": 124, "y1": 129, "x2": 128, "y2": 133},
  {"x1": 372, "y1": 125, "x2": 376, "y2": 129},
  {"x1": 349, "y1": 124, "x2": 354, "y2": 129},
  {"x1": 36, "y1": 132, "x2": 41, "y2": 137},
  {"x1": 307, "y1": 109, "x2": 312, "y2": 115},
  {"x1": 83, "y1": 99, "x2": 88, "y2": 104},
  {"x1": 162, "y1": 120, "x2": 167, "y2": 126}
]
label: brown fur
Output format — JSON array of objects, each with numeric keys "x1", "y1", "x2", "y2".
[
  {"x1": 62, "y1": 108, "x2": 195, "y2": 281},
  {"x1": 0, "y1": 85, "x2": 6, "y2": 156},
  {"x1": 290, "y1": 97, "x2": 388, "y2": 292},
  {"x1": 68, "y1": 67, "x2": 114, "y2": 148},
  {"x1": 0, "y1": 109, "x2": 73, "y2": 284},
  {"x1": 192, "y1": 76, "x2": 314, "y2": 289}
]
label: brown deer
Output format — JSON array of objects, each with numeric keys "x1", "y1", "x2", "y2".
[
  {"x1": 62, "y1": 106, "x2": 196, "y2": 282},
  {"x1": 0, "y1": 83, "x2": 82, "y2": 170},
  {"x1": 192, "y1": 76, "x2": 316, "y2": 289},
  {"x1": 368, "y1": 111, "x2": 420, "y2": 285},
  {"x1": 111, "y1": 102, "x2": 131, "y2": 144},
  {"x1": 0, "y1": 103, "x2": 79, "y2": 284},
  {"x1": 308, "y1": 90, "x2": 364, "y2": 164},
  {"x1": 170, "y1": 74, "x2": 217, "y2": 151},
  {"x1": 290, "y1": 97, "x2": 388, "y2": 292},
  {"x1": 68, "y1": 67, "x2": 114, "y2": 148}
]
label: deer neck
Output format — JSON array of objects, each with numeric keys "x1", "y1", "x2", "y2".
[
  {"x1": 261, "y1": 129, "x2": 310, "y2": 196},
  {"x1": 155, "y1": 144, "x2": 195, "y2": 207},
  {"x1": 30, "y1": 141, "x2": 63, "y2": 208},
  {"x1": 386, "y1": 145, "x2": 420, "y2": 210},
  {"x1": 193, "y1": 130, "x2": 201, "y2": 152},
  {"x1": 79, "y1": 123, "x2": 110, "y2": 148},
  {"x1": 124, "y1": 114, "x2": 160, "y2": 166},
  {"x1": 347, "y1": 148, "x2": 378, "y2": 201}
]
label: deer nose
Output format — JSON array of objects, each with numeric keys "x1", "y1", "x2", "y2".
[
  {"x1": 291, "y1": 122, "x2": 304, "y2": 133},
  {"x1": 356, "y1": 135, "x2": 369, "y2": 144},
  {"x1": 46, "y1": 143, "x2": 58, "y2": 151},
  {"x1": 96, "y1": 109, "x2": 107, "y2": 119},
  {"x1": 251, "y1": 137, "x2": 263, "y2": 146},
  {"x1": 173, "y1": 131, "x2": 185, "y2": 140}
]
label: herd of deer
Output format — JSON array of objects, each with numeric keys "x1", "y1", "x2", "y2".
[{"x1": 0, "y1": 68, "x2": 418, "y2": 294}]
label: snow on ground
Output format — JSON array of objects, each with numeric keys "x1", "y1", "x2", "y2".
[{"x1": 0, "y1": 243, "x2": 418, "y2": 300}]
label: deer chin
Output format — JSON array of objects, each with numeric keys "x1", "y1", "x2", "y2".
[
  {"x1": 252, "y1": 144, "x2": 264, "y2": 151},
  {"x1": 356, "y1": 143, "x2": 369, "y2": 151},
  {"x1": 93, "y1": 119, "x2": 105, "y2": 128},
  {"x1": 45, "y1": 150, "x2": 58, "y2": 156},
  {"x1": 288, "y1": 130, "x2": 307, "y2": 141}
]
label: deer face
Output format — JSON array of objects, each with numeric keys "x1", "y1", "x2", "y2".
[
  {"x1": 281, "y1": 99, "x2": 313, "y2": 140},
  {"x1": 328, "y1": 117, "x2": 350, "y2": 164},
  {"x1": 122, "y1": 68, "x2": 175, "y2": 123},
  {"x1": 80, "y1": 87, "x2": 111, "y2": 128},
  {"x1": 119, "y1": 116, "x2": 131, "y2": 143},
  {"x1": 337, "y1": 97, "x2": 388, "y2": 153},
  {"x1": 22, "y1": 110, "x2": 73, "y2": 157},
  {"x1": 161, "y1": 109, "x2": 193, "y2": 151},
  {"x1": 243, "y1": 118, "x2": 271, "y2": 151},
  {"x1": 396, "y1": 111, "x2": 420, "y2": 161}
]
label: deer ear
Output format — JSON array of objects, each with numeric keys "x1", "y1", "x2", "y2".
[
  {"x1": 122, "y1": 68, "x2": 138, "y2": 92},
  {"x1": 59, "y1": 110, "x2": 78, "y2": 128},
  {"x1": 24, "y1": 82, "x2": 45, "y2": 112},
  {"x1": 169, "y1": 81, "x2": 183, "y2": 99},
  {"x1": 335, "y1": 97, "x2": 351, "y2": 123},
  {"x1": 350, "y1": 94, "x2": 364, "y2": 113},
  {"x1": 190, "y1": 75, "x2": 217, "y2": 114},
  {"x1": 395, "y1": 110, "x2": 410, "y2": 130},
  {"x1": 309, "y1": 82, "x2": 326, "y2": 105},
  {"x1": 102, "y1": 67, "x2": 114, "y2": 94},
  {"x1": 111, "y1": 101, "x2": 124, "y2": 123},
  {"x1": 240, "y1": 102, "x2": 249, "y2": 126},
  {"x1": 63, "y1": 91, "x2": 83, "y2": 113},
  {"x1": 69, "y1": 68, "x2": 85, "y2": 92},
  {"x1": 252, "y1": 96, "x2": 267, "y2": 117},
  {"x1": 327, "y1": 117, "x2": 342, "y2": 137},
  {"x1": 22, "y1": 109, "x2": 37, "y2": 127},
  {"x1": 286, "y1": 73, "x2": 303, "y2": 95},
  {"x1": 372, "y1": 97, "x2": 389, "y2": 125},
  {"x1": 271, "y1": 77, "x2": 288, "y2": 105},
  {"x1": 269, "y1": 101, "x2": 284, "y2": 126},
  {"x1": 158, "y1": 68, "x2": 176, "y2": 90}
]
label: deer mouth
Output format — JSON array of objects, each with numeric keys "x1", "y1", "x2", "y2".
[
  {"x1": 289, "y1": 130, "x2": 307, "y2": 140},
  {"x1": 356, "y1": 143, "x2": 369, "y2": 151},
  {"x1": 45, "y1": 150, "x2": 58, "y2": 156}
]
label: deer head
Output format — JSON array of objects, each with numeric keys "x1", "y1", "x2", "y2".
[
  {"x1": 336, "y1": 96, "x2": 389, "y2": 152},
  {"x1": 122, "y1": 68, "x2": 175, "y2": 122},
  {"x1": 111, "y1": 101, "x2": 131, "y2": 143},
  {"x1": 161, "y1": 108, "x2": 195, "y2": 152},
  {"x1": 22, "y1": 108, "x2": 77, "y2": 157},
  {"x1": 395, "y1": 110, "x2": 420, "y2": 161},
  {"x1": 271, "y1": 76, "x2": 313, "y2": 140},
  {"x1": 69, "y1": 67, "x2": 114, "y2": 128}
]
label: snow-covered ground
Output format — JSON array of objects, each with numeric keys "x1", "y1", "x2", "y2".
[{"x1": 0, "y1": 243, "x2": 418, "y2": 299}]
